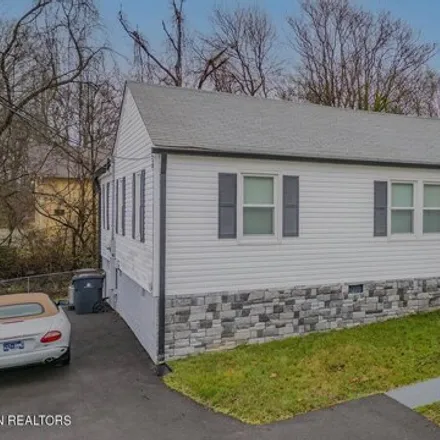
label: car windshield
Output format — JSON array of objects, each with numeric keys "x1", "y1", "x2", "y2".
[{"x1": 0, "y1": 303, "x2": 44, "y2": 320}]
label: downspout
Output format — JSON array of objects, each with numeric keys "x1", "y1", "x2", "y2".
[{"x1": 156, "y1": 153, "x2": 170, "y2": 376}]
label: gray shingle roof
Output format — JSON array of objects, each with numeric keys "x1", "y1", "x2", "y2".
[{"x1": 127, "y1": 82, "x2": 440, "y2": 167}]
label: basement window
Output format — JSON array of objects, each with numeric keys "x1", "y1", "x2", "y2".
[
  {"x1": 348, "y1": 284, "x2": 363, "y2": 294},
  {"x1": 53, "y1": 208, "x2": 65, "y2": 216}
]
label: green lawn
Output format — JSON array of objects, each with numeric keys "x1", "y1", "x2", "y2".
[
  {"x1": 164, "y1": 311, "x2": 440, "y2": 424},
  {"x1": 417, "y1": 402, "x2": 440, "y2": 426}
]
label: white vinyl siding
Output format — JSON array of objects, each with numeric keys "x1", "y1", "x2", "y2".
[
  {"x1": 99, "y1": 89, "x2": 156, "y2": 363},
  {"x1": 166, "y1": 155, "x2": 440, "y2": 296},
  {"x1": 100, "y1": 89, "x2": 154, "y2": 294}
]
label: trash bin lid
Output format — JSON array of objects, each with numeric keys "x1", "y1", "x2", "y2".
[
  {"x1": 72, "y1": 272, "x2": 105, "y2": 281},
  {"x1": 74, "y1": 268, "x2": 103, "y2": 275}
]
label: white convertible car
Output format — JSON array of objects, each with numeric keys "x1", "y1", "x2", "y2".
[{"x1": 0, "y1": 293, "x2": 71, "y2": 369}]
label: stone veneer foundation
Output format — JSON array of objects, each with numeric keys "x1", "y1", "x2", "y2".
[{"x1": 164, "y1": 277, "x2": 440, "y2": 360}]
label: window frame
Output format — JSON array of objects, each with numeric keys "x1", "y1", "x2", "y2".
[
  {"x1": 237, "y1": 173, "x2": 280, "y2": 242},
  {"x1": 423, "y1": 182, "x2": 440, "y2": 234},
  {"x1": 389, "y1": 180, "x2": 415, "y2": 236}
]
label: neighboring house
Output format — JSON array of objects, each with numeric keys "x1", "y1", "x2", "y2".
[
  {"x1": 99, "y1": 82, "x2": 440, "y2": 365},
  {"x1": 33, "y1": 173, "x2": 90, "y2": 233},
  {"x1": 31, "y1": 147, "x2": 97, "y2": 233}
]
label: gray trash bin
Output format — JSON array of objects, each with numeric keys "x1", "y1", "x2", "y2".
[
  {"x1": 72, "y1": 272, "x2": 105, "y2": 314},
  {"x1": 69, "y1": 268, "x2": 103, "y2": 309}
]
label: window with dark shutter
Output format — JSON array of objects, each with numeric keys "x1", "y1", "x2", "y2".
[
  {"x1": 140, "y1": 169, "x2": 146, "y2": 243},
  {"x1": 122, "y1": 177, "x2": 126, "y2": 236},
  {"x1": 374, "y1": 181, "x2": 388, "y2": 236},
  {"x1": 218, "y1": 173, "x2": 237, "y2": 238},
  {"x1": 283, "y1": 176, "x2": 299, "y2": 237},
  {"x1": 132, "y1": 173, "x2": 136, "y2": 239}
]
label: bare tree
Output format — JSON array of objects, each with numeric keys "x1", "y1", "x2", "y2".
[
  {"x1": 119, "y1": 0, "x2": 229, "y2": 88},
  {"x1": 0, "y1": 0, "x2": 118, "y2": 269},
  {"x1": 286, "y1": 0, "x2": 436, "y2": 113},
  {"x1": 203, "y1": 5, "x2": 282, "y2": 97},
  {"x1": 0, "y1": 1, "x2": 105, "y2": 138},
  {"x1": 0, "y1": 0, "x2": 109, "y2": 222},
  {"x1": 27, "y1": 52, "x2": 121, "y2": 266},
  {"x1": 400, "y1": 69, "x2": 440, "y2": 117}
]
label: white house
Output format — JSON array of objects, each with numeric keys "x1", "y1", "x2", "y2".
[{"x1": 99, "y1": 82, "x2": 440, "y2": 367}]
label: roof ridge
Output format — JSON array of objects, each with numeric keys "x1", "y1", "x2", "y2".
[{"x1": 126, "y1": 81, "x2": 440, "y2": 124}]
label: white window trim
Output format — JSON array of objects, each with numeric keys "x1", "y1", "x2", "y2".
[
  {"x1": 385, "y1": 180, "x2": 440, "y2": 240},
  {"x1": 422, "y1": 181, "x2": 440, "y2": 235},
  {"x1": 237, "y1": 173, "x2": 281, "y2": 244},
  {"x1": 388, "y1": 180, "x2": 418, "y2": 238},
  {"x1": 388, "y1": 180, "x2": 417, "y2": 239}
]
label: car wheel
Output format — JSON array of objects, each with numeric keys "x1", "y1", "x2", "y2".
[{"x1": 54, "y1": 348, "x2": 70, "y2": 367}]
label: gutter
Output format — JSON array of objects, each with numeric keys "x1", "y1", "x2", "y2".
[
  {"x1": 151, "y1": 146, "x2": 440, "y2": 170},
  {"x1": 156, "y1": 153, "x2": 170, "y2": 376}
]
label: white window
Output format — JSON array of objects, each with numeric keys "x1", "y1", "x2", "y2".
[
  {"x1": 423, "y1": 184, "x2": 440, "y2": 233},
  {"x1": 391, "y1": 182, "x2": 414, "y2": 234},
  {"x1": 242, "y1": 175, "x2": 275, "y2": 235}
]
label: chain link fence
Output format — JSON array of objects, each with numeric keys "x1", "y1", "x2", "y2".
[{"x1": 0, "y1": 271, "x2": 74, "y2": 299}]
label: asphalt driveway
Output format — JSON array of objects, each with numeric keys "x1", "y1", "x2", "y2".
[{"x1": 0, "y1": 311, "x2": 439, "y2": 440}]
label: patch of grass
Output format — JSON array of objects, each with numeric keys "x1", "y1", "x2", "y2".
[
  {"x1": 164, "y1": 311, "x2": 440, "y2": 424},
  {"x1": 417, "y1": 402, "x2": 440, "y2": 426}
]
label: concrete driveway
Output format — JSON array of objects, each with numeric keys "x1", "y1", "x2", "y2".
[{"x1": 0, "y1": 311, "x2": 439, "y2": 440}]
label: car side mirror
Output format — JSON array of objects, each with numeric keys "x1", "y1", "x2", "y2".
[{"x1": 56, "y1": 299, "x2": 69, "y2": 307}]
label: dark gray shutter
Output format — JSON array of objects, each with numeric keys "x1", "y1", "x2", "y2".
[
  {"x1": 218, "y1": 173, "x2": 237, "y2": 238},
  {"x1": 132, "y1": 173, "x2": 136, "y2": 239},
  {"x1": 122, "y1": 177, "x2": 126, "y2": 236},
  {"x1": 374, "y1": 181, "x2": 388, "y2": 236},
  {"x1": 106, "y1": 182, "x2": 110, "y2": 230},
  {"x1": 140, "y1": 169, "x2": 146, "y2": 243},
  {"x1": 115, "y1": 179, "x2": 119, "y2": 234},
  {"x1": 283, "y1": 176, "x2": 299, "y2": 237},
  {"x1": 101, "y1": 184, "x2": 105, "y2": 229}
]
